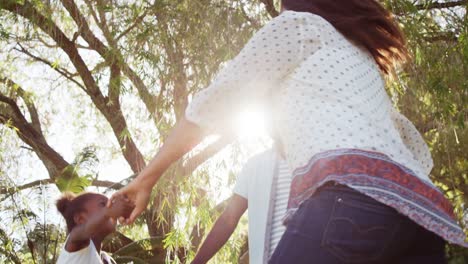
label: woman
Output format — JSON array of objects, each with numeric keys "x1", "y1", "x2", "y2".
[{"x1": 110, "y1": 0, "x2": 467, "y2": 263}]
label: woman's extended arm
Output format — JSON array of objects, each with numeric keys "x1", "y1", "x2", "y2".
[
  {"x1": 110, "y1": 11, "x2": 319, "y2": 224},
  {"x1": 109, "y1": 117, "x2": 203, "y2": 224}
]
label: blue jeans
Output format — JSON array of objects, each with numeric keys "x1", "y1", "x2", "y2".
[{"x1": 269, "y1": 183, "x2": 446, "y2": 264}]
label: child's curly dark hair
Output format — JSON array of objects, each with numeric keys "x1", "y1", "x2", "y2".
[{"x1": 56, "y1": 192, "x2": 102, "y2": 233}]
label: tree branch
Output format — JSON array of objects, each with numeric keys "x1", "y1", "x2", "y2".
[
  {"x1": 64, "y1": 0, "x2": 158, "y2": 116},
  {"x1": 415, "y1": 0, "x2": 467, "y2": 11},
  {"x1": 109, "y1": 58, "x2": 121, "y2": 103},
  {"x1": 2, "y1": 0, "x2": 146, "y2": 173},
  {"x1": 1, "y1": 76, "x2": 43, "y2": 135},
  {"x1": 0, "y1": 83, "x2": 26, "y2": 121},
  {"x1": 259, "y1": 0, "x2": 279, "y2": 17},
  {"x1": 190, "y1": 197, "x2": 229, "y2": 251},
  {"x1": 394, "y1": 0, "x2": 468, "y2": 15},
  {"x1": 2, "y1": 0, "x2": 103, "y2": 98},
  {"x1": 157, "y1": 18, "x2": 189, "y2": 121},
  {"x1": 0, "y1": 80, "x2": 69, "y2": 179},
  {"x1": 18, "y1": 93, "x2": 42, "y2": 135},
  {"x1": 115, "y1": 10, "x2": 148, "y2": 41},
  {"x1": 68, "y1": 0, "x2": 152, "y2": 105},
  {"x1": 181, "y1": 137, "x2": 233, "y2": 176},
  {"x1": 423, "y1": 32, "x2": 458, "y2": 42},
  {"x1": 0, "y1": 228, "x2": 22, "y2": 264},
  {"x1": 14, "y1": 44, "x2": 87, "y2": 92},
  {"x1": 120, "y1": 64, "x2": 158, "y2": 114},
  {"x1": 239, "y1": 4, "x2": 261, "y2": 28},
  {"x1": 95, "y1": 0, "x2": 115, "y2": 46},
  {"x1": 0, "y1": 178, "x2": 124, "y2": 195},
  {"x1": 83, "y1": 0, "x2": 103, "y2": 29},
  {"x1": 60, "y1": 0, "x2": 109, "y2": 54}
]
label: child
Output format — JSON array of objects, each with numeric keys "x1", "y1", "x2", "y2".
[{"x1": 56, "y1": 192, "x2": 134, "y2": 264}]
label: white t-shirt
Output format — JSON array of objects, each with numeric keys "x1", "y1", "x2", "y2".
[
  {"x1": 56, "y1": 237, "x2": 116, "y2": 264},
  {"x1": 233, "y1": 149, "x2": 291, "y2": 264}
]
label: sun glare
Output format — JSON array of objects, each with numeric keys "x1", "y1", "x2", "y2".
[{"x1": 236, "y1": 108, "x2": 268, "y2": 140}]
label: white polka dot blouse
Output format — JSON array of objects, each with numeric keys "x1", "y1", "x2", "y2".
[{"x1": 186, "y1": 10, "x2": 433, "y2": 185}]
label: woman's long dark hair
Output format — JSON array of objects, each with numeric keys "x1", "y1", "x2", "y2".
[{"x1": 282, "y1": 0, "x2": 408, "y2": 74}]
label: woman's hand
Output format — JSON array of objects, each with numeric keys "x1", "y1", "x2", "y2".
[
  {"x1": 106, "y1": 195, "x2": 135, "y2": 219},
  {"x1": 108, "y1": 178, "x2": 152, "y2": 224},
  {"x1": 108, "y1": 118, "x2": 204, "y2": 225}
]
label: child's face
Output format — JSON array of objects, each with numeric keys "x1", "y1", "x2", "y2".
[{"x1": 82, "y1": 194, "x2": 116, "y2": 235}]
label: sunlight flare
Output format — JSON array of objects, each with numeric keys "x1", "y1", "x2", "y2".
[{"x1": 236, "y1": 108, "x2": 268, "y2": 140}]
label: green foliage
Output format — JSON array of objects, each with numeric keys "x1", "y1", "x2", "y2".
[
  {"x1": 384, "y1": 0, "x2": 468, "y2": 231},
  {"x1": 383, "y1": 0, "x2": 468, "y2": 258},
  {"x1": 112, "y1": 236, "x2": 165, "y2": 262},
  {"x1": 114, "y1": 256, "x2": 149, "y2": 264},
  {"x1": 0, "y1": 227, "x2": 22, "y2": 264},
  {"x1": 55, "y1": 172, "x2": 92, "y2": 193},
  {"x1": 26, "y1": 223, "x2": 63, "y2": 264},
  {"x1": 447, "y1": 244, "x2": 468, "y2": 264},
  {"x1": 56, "y1": 147, "x2": 98, "y2": 193}
]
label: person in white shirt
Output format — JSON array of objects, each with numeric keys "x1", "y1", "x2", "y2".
[
  {"x1": 192, "y1": 147, "x2": 291, "y2": 264},
  {"x1": 56, "y1": 192, "x2": 133, "y2": 264}
]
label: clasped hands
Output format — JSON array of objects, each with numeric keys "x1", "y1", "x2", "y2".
[{"x1": 107, "y1": 178, "x2": 153, "y2": 225}]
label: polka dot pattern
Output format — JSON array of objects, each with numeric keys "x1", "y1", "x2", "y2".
[{"x1": 186, "y1": 11, "x2": 433, "y2": 183}]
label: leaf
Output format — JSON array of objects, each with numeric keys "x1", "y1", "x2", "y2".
[
  {"x1": 56, "y1": 166, "x2": 92, "y2": 193},
  {"x1": 51, "y1": 59, "x2": 60, "y2": 69}
]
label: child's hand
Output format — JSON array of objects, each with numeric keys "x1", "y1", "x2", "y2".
[{"x1": 106, "y1": 196, "x2": 134, "y2": 219}]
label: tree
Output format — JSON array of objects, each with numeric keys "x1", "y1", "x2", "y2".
[
  {"x1": 386, "y1": 0, "x2": 468, "y2": 261},
  {"x1": 0, "y1": 0, "x2": 467, "y2": 263},
  {"x1": 0, "y1": 0, "x2": 268, "y2": 262},
  {"x1": 386, "y1": 0, "x2": 467, "y2": 224}
]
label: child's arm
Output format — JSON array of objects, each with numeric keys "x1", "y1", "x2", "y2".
[
  {"x1": 192, "y1": 194, "x2": 247, "y2": 264},
  {"x1": 66, "y1": 197, "x2": 133, "y2": 251}
]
